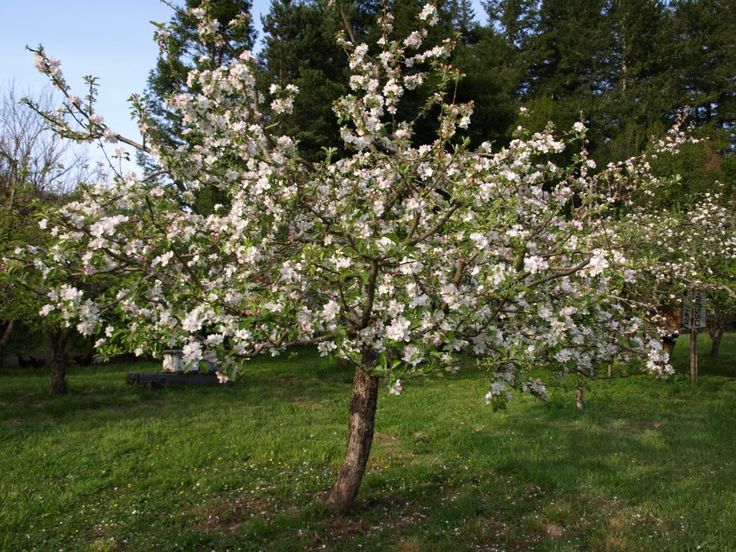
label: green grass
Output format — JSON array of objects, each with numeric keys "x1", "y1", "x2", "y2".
[{"x1": 0, "y1": 334, "x2": 735, "y2": 551}]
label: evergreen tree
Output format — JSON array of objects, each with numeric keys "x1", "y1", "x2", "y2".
[
  {"x1": 146, "y1": 0, "x2": 256, "y2": 148},
  {"x1": 449, "y1": 0, "x2": 478, "y2": 39},
  {"x1": 522, "y1": 0, "x2": 611, "y2": 132},
  {"x1": 670, "y1": 0, "x2": 736, "y2": 144},
  {"x1": 260, "y1": 0, "x2": 349, "y2": 159},
  {"x1": 451, "y1": 28, "x2": 519, "y2": 147},
  {"x1": 484, "y1": 0, "x2": 540, "y2": 48},
  {"x1": 142, "y1": 0, "x2": 256, "y2": 213},
  {"x1": 597, "y1": 0, "x2": 675, "y2": 162}
]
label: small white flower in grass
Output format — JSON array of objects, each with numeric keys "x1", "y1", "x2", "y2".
[
  {"x1": 388, "y1": 379, "x2": 403, "y2": 396},
  {"x1": 216, "y1": 371, "x2": 230, "y2": 384},
  {"x1": 573, "y1": 121, "x2": 586, "y2": 133}
]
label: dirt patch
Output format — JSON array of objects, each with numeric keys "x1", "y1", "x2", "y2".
[
  {"x1": 191, "y1": 495, "x2": 275, "y2": 535},
  {"x1": 311, "y1": 516, "x2": 372, "y2": 548},
  {"x1": 310, "y1": 495, "x2": 430, "y2": 550},
  {"x1": 278, "y1": 375, "x2": 298, "y2": 386},
  {"x1": 375, "y1": 432, "x2": 400, "y2": 446},
  {"x1": 545, "y1": 522, "x2": 565, "y2": 538},
  {"x1": 395, "y1": 540, "x2": 424, "y2": 552}
]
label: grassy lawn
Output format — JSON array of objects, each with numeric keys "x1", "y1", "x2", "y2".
[{"x1": 1, "y1": 335, "x2": 735, "y2": 551}]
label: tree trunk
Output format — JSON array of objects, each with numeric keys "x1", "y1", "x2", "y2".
[
  {"x1": 710, "y1": 328, "x2": 723, "y2": 359},
  {"x1": 49, "y1": 327, "x2": 69, "y2": 395},
  {"x1": 0, "y1": 320, "x2": 15, "y2": 367},
  {"x1": 326, "y1": 355, "x2": 380, "y2": 514},
  {"x1": 689, "y1": 327, "x2": 698, "y2": 386},
  {"x1": 575, "y1": 386, "x2": 585, "y2": 412}
]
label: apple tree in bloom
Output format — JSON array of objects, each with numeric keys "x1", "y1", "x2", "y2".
[
  {"x1": 16, "y1": 3, "x2": 687, "y2": 511},
  {"x1": 612, "y1": 175, "x2": 736, "y2": 365}
]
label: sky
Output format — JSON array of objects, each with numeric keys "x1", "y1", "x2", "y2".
[
  {"x1": 0, "y1": 0, "x2": 270, "y2": 151},
  {"x1": 1, "y1": 0, "x2": 485, "y2": 169}
]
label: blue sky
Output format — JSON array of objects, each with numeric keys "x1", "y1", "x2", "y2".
[
  {"x1": 1, "y1": 0, "x2": 485, "y2": 167},
  {"x1": 1, "y1": 0, "x2": 270, "y2": 145}
]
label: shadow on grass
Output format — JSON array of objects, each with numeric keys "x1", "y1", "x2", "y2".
[
  {"x1": 3, "y1": 340, "x2": 736, "y2": 550},
  {"x1": 0, "y1": 350, "x2": 354, "y2": 442}
]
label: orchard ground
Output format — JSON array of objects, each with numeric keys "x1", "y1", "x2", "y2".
[{"x1": 1, "y1": 334, "x2": 735, "y2": 551}]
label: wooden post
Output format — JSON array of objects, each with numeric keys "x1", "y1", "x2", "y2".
[{"x1": 690, "y1": 305, "x2": 698, "y2": 386}]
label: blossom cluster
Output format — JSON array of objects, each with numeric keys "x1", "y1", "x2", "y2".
[{"x1": 13, "y1": 2, "x2": 722, "y2": 402}]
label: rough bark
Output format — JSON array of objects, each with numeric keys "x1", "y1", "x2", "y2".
[
  {"x1": 689, "y1": 328, "x2": 698, "y2": 386},
  {"x1": 49, "y1": 327, "x2": 69, "y2": 395},
  {"x1": 0, "y1": 320, "x2": 15, "y2": 367},
  {"x1": 0, "y1": 319, "x2": 15, "y2": 347},
  {"x1": 709, "y1": 327, "x2": 723, "y2": 359},
  {"x1": 575, "y1": 386, "x2": 585, "y2": 412},
  {"x1": 326, "y1": 353, "x2": 380, "y2": 514}
]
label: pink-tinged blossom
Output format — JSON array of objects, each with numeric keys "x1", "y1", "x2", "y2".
[
  {"x1": 586, "y1": 249, "x2": 609, "y2": 276},
  {"x1": 524, "y1": 256, "x2": 548, "y2": 274},
  {"x1": 418, "y1": 4, "x2": 439, "y2": 25},
  {"x1": 182, "y1": 341, "x2": 203, "y2": 366},
  {"x1": 386, "y1": 317, "x2": 411, "y2": 342},
  {"x1": 19, "y1": 2, "x2": 722, "y2": 409},
  {"x1": 322, "y1": 300, "x2": 340, "y2": 322},
  {"x1": 388, "y1": 379, "x2": 403, "y2": 396}
]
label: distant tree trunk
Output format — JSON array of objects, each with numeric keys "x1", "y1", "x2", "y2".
[
  {"x1": 709, "y1": 327, "x2": 724, "y2": 359},
  {"x1": 326, "y1": 350, "x2": 380, "y2": 514},
  {"x1": 689, "y1": 327, "x2": 698, "y2": 386},
  {"x1": 48, "y1": 327, "x2": 69, "y2": 395},
  {"x1": 0, "y1": 320, "x2": 15, "y2": 366},
  {"x1": 575, "y1": 385, "x2": 585, "y2": 412}
]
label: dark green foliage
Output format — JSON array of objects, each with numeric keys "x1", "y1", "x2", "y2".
[
  {"x1": 670, "y1": 0, "x2": 736, "y2": 136},
  {"x1": 259, "y1": 0, "x2": 349, "y2": 159},
  {"x1": 142, "y1": 0, "x2": 256, "y2": 213},
  {"x1": 451, "y1": 30, "x2": 518, "y2": 147},
  {"x1": 146, "y1": 0, "x2": 256, "y2": 142}
]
